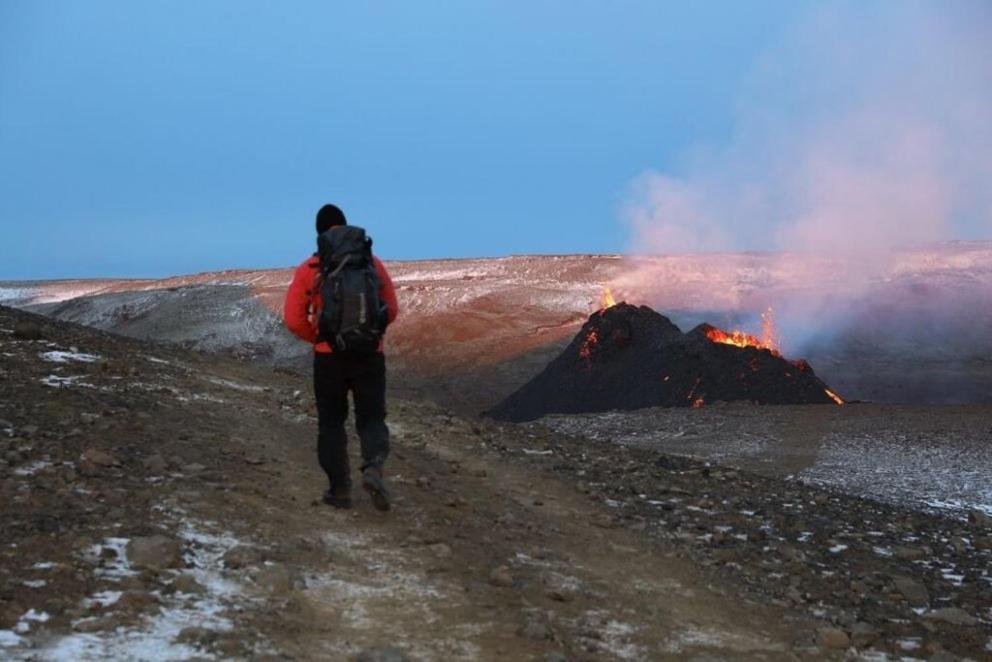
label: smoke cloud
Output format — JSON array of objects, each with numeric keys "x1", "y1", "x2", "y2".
[{"x1": 623, "y1": 1, "x2": 992, "y2": 262}]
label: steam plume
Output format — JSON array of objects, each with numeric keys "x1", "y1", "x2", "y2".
[
  {"x1": 617, "y1": 1, "x2": 992, "y2": 373},
  {"x1": 623, "y1": 1, "x2": 992, "y2": 261}
]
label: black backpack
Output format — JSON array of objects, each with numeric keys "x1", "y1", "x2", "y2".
[{"x1": 316, "y1": 225, "x2": 387, "y2": 353}]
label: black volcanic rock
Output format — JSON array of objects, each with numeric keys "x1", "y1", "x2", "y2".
[{"x1": 488, "y1": 302, "x2": 839, "y2": 422}]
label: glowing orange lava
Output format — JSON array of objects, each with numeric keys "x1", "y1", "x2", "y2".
[
  {"x1": 705, "y1": 307, "x2": 781, "y2": 355},
  {"x1": 601, "y1": 287, "x2": 617, "y2": 309},
  {"x1": 824, "y1": 388, "x2": 845, "y2": 406},
  {"x1": 578, "y1": 328, "x2": 599, "y2": 361},
  {"x1": 760, "y1": 306, "x2": 780, "y2": 353}
]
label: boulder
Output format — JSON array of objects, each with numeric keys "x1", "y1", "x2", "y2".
[
  {"x1": 849, "y1": 622, "x2": 879, "y2": 648},
  {"x1": 143, "y1": 454, "x2": 168, "y2": 473},
  {"x1": 116, "y1": 590, "x2": 160, "y2": 613},
  {"x1": 127, "y1": 535, "x2": 184, "y2": 570},
  {"x1": 254, "y1": 564, "x2": 305, "y2": 594},
  {"x1": 518, "y1": 617, "x2": 552, "y2": 641},
  {"x1": 968, "y1": 509, "x2": 992, "y2": 528},
  {"x1": 925, "y1": 608, "x2": 978, "y2": 626},
  {"x1": 172, "y1": 574, "x2": 204, "y2": 595},
  {"x1": 222, "y1": 545, "x2": 262, "y2": 569},
  {"x1": 82, "y1": 449, "x2": 119, "y2": 468},
  {"x1": 488, "y1": 565, "x2": 514, "y2": 588},
  {"x1": 893, "y1": 577, "x2": 929, "y2": 606},
  {"x1": 428, "y1": 543, "x2": 452, "y2": 559},
  {"x1": 817, "y1": 627, "x2": 850, "y2": 650}
]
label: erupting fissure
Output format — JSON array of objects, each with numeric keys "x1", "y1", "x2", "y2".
[
  {"x1": 600, "y1": 287, "x2": 617, "y2": 310},
  {"x1": 700, "y1": 308, "x2": 843, "y2": 406},
  {"x1": 704, "y1": 306, "x2": 781, "y2": 355}
]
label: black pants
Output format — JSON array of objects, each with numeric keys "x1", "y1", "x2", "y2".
[{"x1": 313, "y1": 352, "x2": 389, "y2": 488}]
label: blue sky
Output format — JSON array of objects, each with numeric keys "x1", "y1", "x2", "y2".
[{"x1": 0, "y1": 0, "x2": 869, "y2": 279}]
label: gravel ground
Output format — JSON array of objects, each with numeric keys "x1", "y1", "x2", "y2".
[
  {"x1": 491, "y1": 415, "x2": 992, "y2": 658},
  {"x1": 538, "y1": 402, "x2": 992, "y2": 517}
]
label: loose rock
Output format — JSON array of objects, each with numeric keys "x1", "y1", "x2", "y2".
[
  {"x1": 143, "y1": 454, "x2": 168, "y2": 473},
  {"x1": 427, "y1": 543, "x2": 452, "y2": 559},
  {"x1": 172, "y1": 574, "x2": 204, "y2": 594},
  {"x1": 817, "y1": 627, "x2": 849, "y2": 650},
  {"x1": 924, "y1": 607, "x2": 977, "y2": 626},
  {"x1": 222, "y1": 544, "x2": 263, "y2": 569},
  {"x1": 82, "y1": 448, "x2": 119, "y2": 468},
  {"x1": 127, "y1": 535, "x2": 184, "y2": 570},
  {"x1": 254, "y1": 563, "x2": 305, "y2": 594},
  {"x1": 518, "y1": 617, "x2": 552, "y2": 641},
  {"x1": 489, "y1": 565, "x2": 514, "y2": 588},
  {"x1": 849, "y1": 622, "x2": 879, "y2": 648},
  {"x1": 893, "y1": 577, "x2": 929, "y2": 607}
]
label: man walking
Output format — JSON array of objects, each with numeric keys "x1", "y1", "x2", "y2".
[{"x1": 284, "y1": 204, "x2": 399, "y2": 511}]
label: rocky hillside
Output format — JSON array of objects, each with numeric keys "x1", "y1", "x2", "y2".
[{"x1": 6, "y1": 243, "x2": 992, "y2": 411}]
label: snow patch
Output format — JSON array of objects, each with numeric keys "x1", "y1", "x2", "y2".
[
  {"x1": 799, "y1": 436, "x2": 992, "y2": 517},
  {"x1": 83, "y1": 591, "x2": 122, "y2": 608},
  {"x1": 85, "y1": 537, "x2": 138, "y2": 581},
  {"x1": 14, "y1": 460, "x2": 52, "y2": 476},
  {"x1": 39, "y1": 350, "x2": 101, "y2": 364},
  {"x1": 15, "y1": 609, "x2": 50, "y2": 633},
  {"x1": 0, "y1": 630, "x2": 24, "y2": 647},
  {"x1": 30, "y1": 520, "x2": 246, "y2": 661},
  {"x1": 40, "y1": 375, "x2": 94, "y2": 388},
  {"x1": 0, "y1": 287, "x2": 35, "y2": 304},
  {"x1": 202, "y1": 376, "x2": 265, "y2": 393}
]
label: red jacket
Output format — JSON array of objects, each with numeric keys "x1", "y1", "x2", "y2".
[{"x1": 283, "y1": 254, "x2": 398, "y2": 353}]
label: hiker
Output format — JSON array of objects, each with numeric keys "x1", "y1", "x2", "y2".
[{"x1": 283, "y1": 204, "x2": 399, "y2": 511}]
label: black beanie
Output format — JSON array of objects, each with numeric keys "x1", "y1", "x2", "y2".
[{"x1": 316, "y1": 204, "x2": 347, "y2": 233}]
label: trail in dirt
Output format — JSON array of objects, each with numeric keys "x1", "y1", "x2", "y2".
[{"x1": 229, "y1": 403, "x2": 811, "y2": 660}]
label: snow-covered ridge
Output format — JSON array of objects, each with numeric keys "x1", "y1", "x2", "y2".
[{"x1": 5, "y1": 243, "x2": 990, "y2": 310}]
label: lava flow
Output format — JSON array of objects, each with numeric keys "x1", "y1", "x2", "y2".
[
  {"x1": 578, "y1": 327, "x2": 599, "y2": 361},
  {"x1": 824, "y1": 388, "x2": 845, "y2": 406},
  {"x1": 704, "y1": 306, "x2": 781, "y2": 355}
]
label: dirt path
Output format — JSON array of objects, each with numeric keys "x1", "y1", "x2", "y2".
[{"x1": 218, "y1": 398, "x2": 812, "y2": 660}]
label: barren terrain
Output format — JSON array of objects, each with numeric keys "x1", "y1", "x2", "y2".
[
  {"x1": 4, "y1": 243, "x2": 992, "y2": 411},
  {"x1": 2, "y1": 303, "x2": 991, "y2": 659},
  {"x1": 2, "y1": 246, "x2": 992, "y2": 659}
]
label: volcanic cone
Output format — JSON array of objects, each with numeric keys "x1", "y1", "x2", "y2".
[{"x1": 488, "y1": 302, "x2": 841, "y2": 422}]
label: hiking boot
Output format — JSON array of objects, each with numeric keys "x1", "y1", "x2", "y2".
[
  {"x1": 361, "y1": 466, "x2": 390, "y2": 512},
  {"x1": 321, "y1": 483, "x2": 353, "y2": 509}
]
